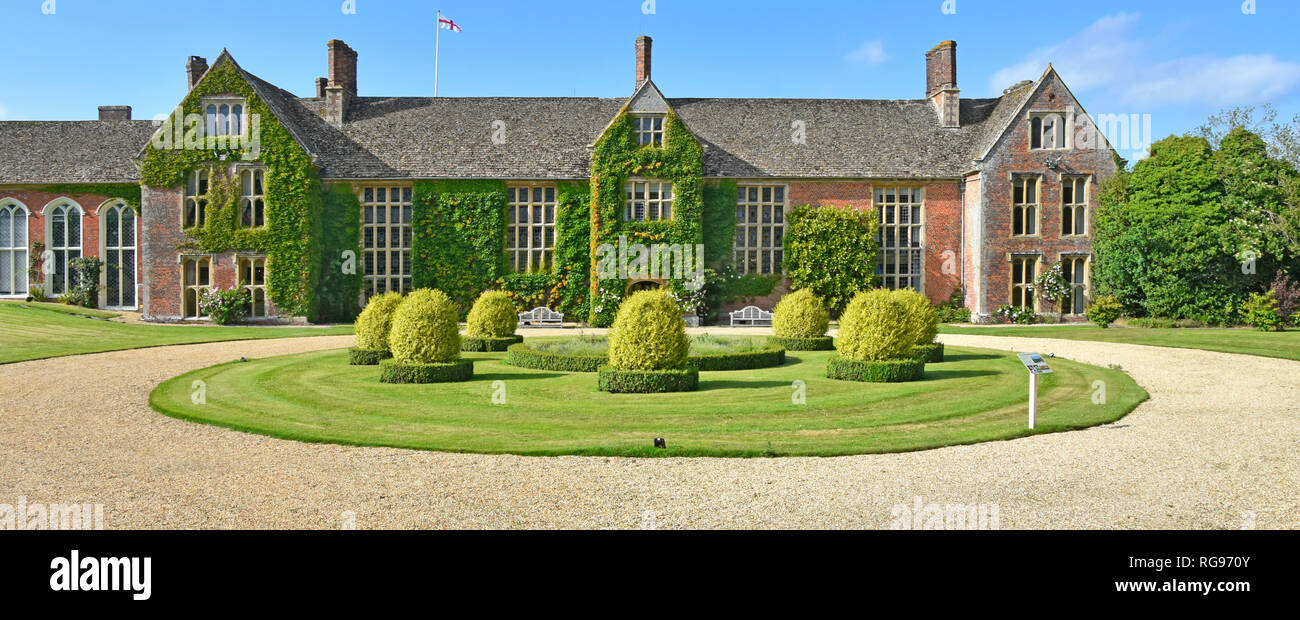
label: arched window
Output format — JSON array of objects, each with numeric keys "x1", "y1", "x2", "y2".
[
  {"x1": 102, "y1": 202, "x2": 137, "y2": 309},
  {"x1": 185, "y1": 169, "x2": 209, "y2": 228},
  {"x1": 1031, "y1": 113, "x2": 1067, "y2": 150},
  {"x1": 0, "y1": 200, "x2": 29, "y2": 296},
  {"x1": 231, "y1": 104, "x2": 243, "y2": 135},
  {"x1": 218, "y1": 104, "x2": 230, "y2": 136},
  {"x1": 206, "y1": 104, "x2": 219, "y2": 137},
  {"x1": 239, "y1": 169, "x2": 266, "y2": 228},
  {"x1": 47, "y1": 201, "x2": 83, "y2": 296}
]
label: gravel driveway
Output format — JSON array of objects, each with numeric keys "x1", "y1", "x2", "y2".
[{"x1": 1, "y1": 332, "x2": 1296, "y2": 529}]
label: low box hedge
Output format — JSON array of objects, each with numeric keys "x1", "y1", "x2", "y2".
[
  {"x1": 504, "y1": 342, "x2": 607, "y2": 372},
  {"x1": 768, "y1": 335, "x2": 834, "y2": 351},
  {"x1": 348, "y1": 347, "x2": 393, "y2": 366},
  {"x1": 912, "y1": 342, "x2": 945, "y2": 363},
  {"x1": 826, "y1": 354, "x2": 925, "y2": 383},
  {"x1": 597, "y1": 366, "x2": 699, "y2": 393},
  {"x1": 688, "y1": 344, "x2": 787, "y2": 371},
  {"x1": 379, "y1": 358, "x2": 474, "y2": 384},
  {"x1": 461, "y1": 334, "x2": 524, "y2": 352}
]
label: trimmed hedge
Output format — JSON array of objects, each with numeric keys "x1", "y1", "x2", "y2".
[
  {"x1": 911, "y1": 342, "x2": 945, "y2": 363},
  {"x1": 689, "y1": 345, "x2": 786, "y2": 371},
  {"x1": 769, "y1": 335, "x2": 835, "y2": 351},
  {"x1": 826, "y1": 354, "x2": 925, "y2": 383},
  {"x1": 379, "y1": 358, "x2": 474, "y2": 384},
  {"x1": 461, "y1": 334, "x2": 524, "y2": 352},
  {"x1": 504, "y1": 342, "x2": 607, "y2": 372},
  {"x1": 348, "y1": 347, "x2": 393, "y2": 366},
  {"x1": 389, "y1": 289, "x2": 461, "y2": 364},
  {"x1": 466, "y1": 290, "x2": 519, "y2": 338},
  {"x1": 772, "y1": 289, "x2": 830, "y2": 338},
  {"x1": 607, "y1": 290, "x2": 689, "y2": 370},
  {"x1": 597, "y1": 366, "x2": 699, "y2": 393}
]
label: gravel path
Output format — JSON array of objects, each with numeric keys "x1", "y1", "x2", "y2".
[{"x1": 1, "y1": 332, "x2": 1296, "y2": 529}]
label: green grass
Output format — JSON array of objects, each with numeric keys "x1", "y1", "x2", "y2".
[
  {"x1": 0, "y1": 301, "x2": 353, "y2": 364},
  {"x1": 939, "y1": 323, "x2": 1300, "y2": 362},
  {"x1": 14, "y1": 301, "x2": 123, "y2": 319},
  {"x1": 150, "y1": 346, "x2": 1146, "y2": 457}
]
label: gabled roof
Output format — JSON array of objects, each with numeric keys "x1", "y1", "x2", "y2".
[
  {"x1": 0, "y1": 121, "x2": 158, "y2": 184},
  {"x1": 627, "y1": 80, "x2": 671, "y2": 114}
]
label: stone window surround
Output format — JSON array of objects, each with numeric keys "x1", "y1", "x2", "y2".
[
  {"x1": 506, "y1": 183, "x2": 557, "y2": 273},
  {"x1": 631, "y1": 114, "x2": 665, "y2": 147},
  {"x1": 1010, "y1": 173, "x2": 1042, "y2": 238},
  {"x1": 734, "y1": 183, "x2": 787, "y2": 276},
  {"x1": 179, "y1": 254, "x2": 214, "y2": 320},
  {"x1": 624, "y1": 179, "x2": 674, "y2": 222},
  {"x1": 1061, "y1": 174, "x2": 1091, "y2": 237},
  {"x1": 43, "y1": 198, "x2": 84, "y2": 296},
  {"x1": 1008, "y1": 252, "x2": 1041, "y2": 311},
  {"x1": 201, "y1": 96, "x2": 249, "y2": 137},
  {"x1": 0, "y1": 198, "x2": 31, "y2": 298},
  {"x1": 1028, "y1": 109, "x2": 1072, "y2": 151},
  {"x1": 1061, "y1": 253, "x2": 1091, "y2": 316},
  {"x1": 875, "y1": 185, "x2": 926, "y2": 292}
]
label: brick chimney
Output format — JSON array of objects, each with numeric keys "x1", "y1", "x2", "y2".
[
  {"x1": 926, "y1": 41, "x2": 960, "y2": 128},
  {"x1": 635, "y1": 36, "x2": 652, "y2": 89},
  {"x1": 187, "y1": 56, "x2": 208, "y2": 90},
  {"x1": 315, "y1": 77, "x2": 329, "y2": 98},
  {"x1": 324, "y1": 40, "x2": 358, "y2": 126},
  {"x1": 98, "y1": 106, "x2": 132, "y2": 121},
  {"x1": 328, "y1": 40, "x2": 358, "y2": 94}
]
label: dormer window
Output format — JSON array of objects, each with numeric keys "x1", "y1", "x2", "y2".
[
  {"x1": 633, "y1": 115, "x2": 664, "y2": 147},
  {"x1": 1030, "y1": 112, "x2": 1067, "y2": 150},
  {"x1": 203, "y1": 97, "x2": 247, "y2": 136}
]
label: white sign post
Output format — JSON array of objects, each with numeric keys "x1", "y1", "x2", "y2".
[{"x1": 1016, "y1": 353, "x2": 1054, "y2": 430}]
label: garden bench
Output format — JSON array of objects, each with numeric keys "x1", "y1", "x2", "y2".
[
  {"x1": 519, "y1": 306, "x2": 565, "y2": 328},
  {"x1": 729, "y1": 305, "x2": 773, "y2": 326}
]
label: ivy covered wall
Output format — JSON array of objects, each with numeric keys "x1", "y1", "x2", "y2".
[
  {"x1": 588, "y1": 111, "x2": 705, "y2": 326},
  {"x1": 411, "y1": 180, "x2": 508, "y2": 313},
  {"x1": 138, "y1": 60, "x2": 357, "y2": 321}
]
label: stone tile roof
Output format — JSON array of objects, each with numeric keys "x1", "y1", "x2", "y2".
[{"x1": 0, "y1": 121, "x2": 157, "y2": 184}]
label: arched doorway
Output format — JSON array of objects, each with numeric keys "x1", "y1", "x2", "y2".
[{"x1": 627, "y1": 280, "x2": 662, "y2": 293}]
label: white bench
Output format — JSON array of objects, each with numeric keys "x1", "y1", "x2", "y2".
[
  {"x1": 519, "y1": 306, "x2": 564, "y2": 328},
  {"x1": 729, "y1": 305, "x2": 773, "y2": 326}
]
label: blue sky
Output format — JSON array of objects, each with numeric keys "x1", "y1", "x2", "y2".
[{"x1": 1, "y1": 0, "x2": 1298, "y2": 155}]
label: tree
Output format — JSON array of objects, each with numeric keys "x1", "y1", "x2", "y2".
[{"x1": 784, "y1": 205, "x2": 879, "y2": 315}]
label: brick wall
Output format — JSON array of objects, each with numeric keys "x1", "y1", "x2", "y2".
[
  {"x1": 973, "y1": 74, "x2": 1118, "y2": 317},
  {"x1": 0, "y1": 189, "x2": 142, "y2": 306}
]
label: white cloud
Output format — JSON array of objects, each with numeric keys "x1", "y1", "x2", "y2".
[
  {"x1": 845, "y1": 40, "x2": 888, "y2": 66},
  {"x1": 987, "y1": 12, "x2": 1300, "y2": 107}
]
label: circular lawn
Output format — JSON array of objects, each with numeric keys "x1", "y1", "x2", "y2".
[{"x1": 149, "y1": 345, "x2": 1146, "y2": 457}]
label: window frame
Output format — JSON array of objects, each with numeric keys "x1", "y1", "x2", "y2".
[
  {"x1": 1010, "y1": 254, "x2": 1039, "y2": 311},
  {"x1": 1011, "y1": 175, "x2": 1041, "y2": 238},
  {"x1": 1028, "y1": 111, "x2": 1069, "y2": 151},
  {"x1": 1061, "y1": 254, "x2": 1090, "y2": 316},
  {"x1": 734, "y1": 183, "x2": 788, "y2": 276},
  {"x1": 181, "y1": 255, "x2": 213, "y2": 319},
  {"x1": 632, "y1": 114, "x2": 665, "y2": 147},
  {"x1": 0, "y1": 198, "x2": 30, "y2": 297},
  {"x1": 45, "y1": 199, "x2": 84, "y2": 296},
  {"x1": 358, "y1": 184, "x2": 414, "y2": 300},
  {"x1": 1061, "y1": 175, "x2": 1089, "y2": 237},
  {"x1": 184, "y1": 168, "x2": 211, "y2": 229},
  {"x1": 239, "y1": 255, "x2": 269, "y2": 318},
  {"x1": 506, "y1": 184, "x2": 558, "y2": 273},
  {"x1": 99, "y1": 200, "x2": 138, "y2": 309},
  {"x1": 237, "y1": 167, "x2": 268, "y2": 229},
  {"x1": 202, "y1": 96, "x2": 248, "y2": 138},
  {"x1": 876, "y1": 186, "x2": 927, "y2": 292},
  {"x1": 623, "y1": 180, "x2": 674, "y2": 222}
]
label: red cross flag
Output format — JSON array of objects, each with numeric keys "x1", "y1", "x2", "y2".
[{"x1": 438, "y1": 15, "x2": 462, "y2": 32}]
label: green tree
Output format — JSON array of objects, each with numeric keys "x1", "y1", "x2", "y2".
[{"x1": 784, "y1": 205, "x2": 879, "y2": 314}]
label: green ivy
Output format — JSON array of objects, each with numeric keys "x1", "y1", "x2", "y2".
[
  {"x1": 702, "y1": 179, "x2": 738, "y2": 267},
  {"x1": 138, "y1": 60, "x2": 335, "y2": 320},
  {"x1": 312, "y1": 184, "x2": 364, "y2": 322},
  {"x1": 589, "y1": 110, "x2": 705, "y2": 325},
  {"x1": 33, "y1": 184, "x2": 142, "y2": 211},
  {"x1": 785, "y1": 205, "x2": 880, "y2": 314},
  {"x1": 411, "y1": 180, "x2": 508, "y2": 314}
]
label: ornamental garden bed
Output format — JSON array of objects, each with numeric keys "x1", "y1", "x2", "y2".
[
  {"x1": 505, "y1": 335, "x2": 786, "y2": 372},
  {"x1": 149, "y1": 345, "x2": 1148, "y2": 458}
]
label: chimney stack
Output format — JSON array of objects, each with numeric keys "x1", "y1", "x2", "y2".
[
  {"x1": 315, "y1": 77, "x2": 329, "y2": 98},
  {"x1": 635, "y1": 36, "x2": 652, "y2": 89},
  {"x1": 187, "y1": 56, "x2": 208, "y2": 90},
  {"x1": 328, "y1": 39, "x2": 358, "y2": 94},
  {"x1": 925, "y1": 41, "x2": 960, "y2": 128},
  {"x1": 98, "y1": 106, "x2": 132, "y2": 121}
]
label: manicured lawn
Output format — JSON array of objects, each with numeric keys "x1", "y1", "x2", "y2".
[
  {"x1": 939, "y1": 324, "x2": 1300, "y2": 362},
  {"x1": 0, "y1": 301, "x2": 353, "y2": 364},
  {"x1": 150, "y1": 346, "x2": 1146, "y2": 457}
]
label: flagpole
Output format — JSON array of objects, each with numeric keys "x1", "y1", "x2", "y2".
[{"x1": 434, "y1": 9, "x2": 441, "y2": 97}]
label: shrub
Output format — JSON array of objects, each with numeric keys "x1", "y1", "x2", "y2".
[
  {"x1": 597, "y1": 366, "x2": 699, "y2": 393},
  {"x1": 836, "y1": 289, "x2": 921, "y2": 362},
  {"x1": 826, "y1": 354, "x2": 925, "y2": 383},
  {"x1": 912, "y1": 342, "x2": 945, "y2": 363},
  {"x1": 1270, "y1": 270, "x2": 1300, "y2": 326},
  {"x1": 466, "y1": 290, "x2": 519, "y2": 338},
  {"x1": 772, "y1": 289, "x2": 830, "y2": 338},
  {"x1": 461, "y1": 334, "x2": 524, "y2": 352},
  {"x1": 1086, "y1": 295, "x2": 1122, "y2": 328},
  {"x1": 785, "y1": 205, "x2": 880, "y2": 314},
  {"x1": 769, "y1": 335, "x2": 835, "y2": 351},
  {"x1": 199, "y1": 287, "x2": 251, "y2": 325},
  {"x1": 348, "y1": 347, "x2": 393, "y2": 366},
  {"x1": 1243, "y1": 291, "x2": 1284, "y2": 331},
  {"x1": 894, "y1": 289, "x2": 939, "y2": 345},
  {"x1": 994, "y1": 304, "x2": 1040, "y2": 325},
  {"x1": 936, "y1": 288, "x2": 971, "y2": 323},
  {"x1": 1034, "y1": 262, "x2": 1072, "y2": 314},
  {"x1": 354, "y1": 292, "x2": 404, "y2": 350},
  {"x1": 388, "y1": 288, "x2": 462, "y2": 364},
  {"x1": 505, "y1": 341, "x2": 607, "y2": 372},
  {"x1": 1127, "y1": 317, "x2": 1205, "y2": 329},
  {"x1": 67, "y1": 256, "x2": 105, "y2": 308},
  {"x1": 607, "y1": 290, "x2": 689, "y2": 371},
  {"x1": 688, "y1": 342, "x2": 786, "y2": 371},
  {"x1": 380, "y1": 358, "x2": 474, "y2": 383}
]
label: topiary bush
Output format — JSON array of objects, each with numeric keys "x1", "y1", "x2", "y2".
[
  {"x1": 894, "y1": 288, "x2": 939, "y2": 346},
  {"x1": 835, "y1": 289, "x2": 922, "y2": 362},
  {"x1": 1086, "y1": 295, "x2": 1123, "y2": 328},
  {"x1": 607, "y1": 290, "x2": 689, "y2": 371},
  {"x1": 466, "y1": 290, "x2": 518, "y2": 337},
  {"x1": 388, "y1": 289, "x2": 462, "y2": 365},
  {"x1": 770, "y1": 335, "x2": 835, "y2": 351},
  {"x1": 772, "y1": 289, "x2": 830, "y2": 338},
  {"x1": 356, "y1": 292, "x2": 404, "y2": 349},
  {"x1": 826, "y1": 355, "x2": 925, "y2": 383},
  {"x1": 911, "y1": 342, "x2": 945, "y2": 364},
  {"x1": 597, "y1": 366, "x2": 699, "y2": 393}
]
